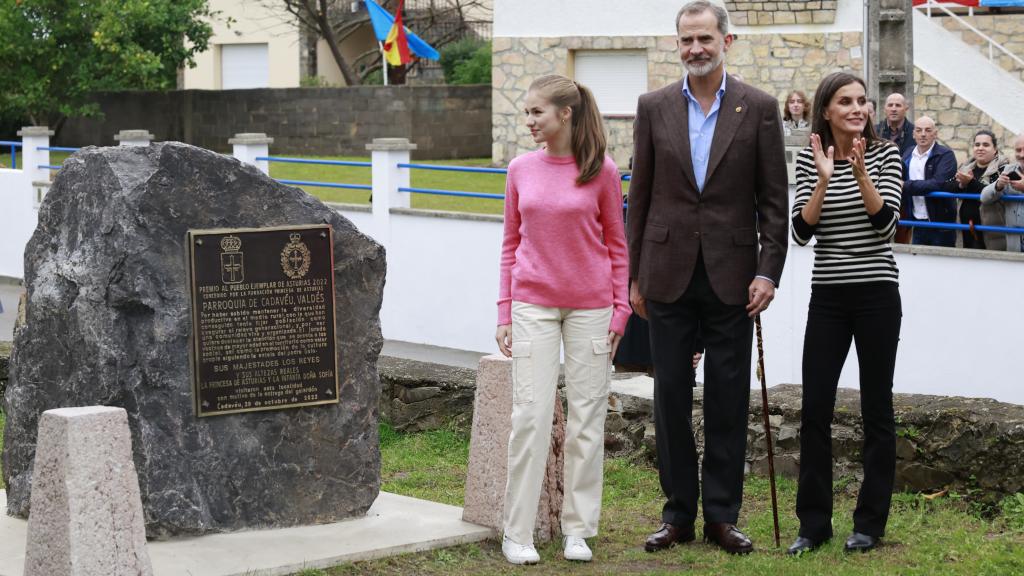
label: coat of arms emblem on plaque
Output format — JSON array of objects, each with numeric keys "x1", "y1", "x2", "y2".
[
  {"x1": 220, "y1": 235, "x2": 244, "y2": 284},
  {"x1": 281, "y1": 232, "x2": 312, "y2": 279}
]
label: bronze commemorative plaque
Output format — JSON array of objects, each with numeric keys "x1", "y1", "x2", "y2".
[{"x1": 187, "y1": 224, "x2": 339, "y2": 417}]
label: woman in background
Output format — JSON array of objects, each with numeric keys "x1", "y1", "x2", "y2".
[
  {"x1": 943, "y1": 130, "x2": 1008, "y2": 250},
  {"x1": 495, "y1": 74, "x2": 629, "y2": 566},
  {"x1": 783, "y1": 90, "x2": 811, "y2": 135}
]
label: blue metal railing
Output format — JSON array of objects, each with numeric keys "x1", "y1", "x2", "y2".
[
  {"x1": 899, "y1": 220, "x2": 1024, "y2": 234},
  {"x1": 398, "y1": 162, "x2": 508, "y2": 175},
  {"x1": 0, "y1": 140, "x2": 22, "y2": 169},
  {"x1": 397, "y1": 187, "x2": 504, "y2": 200},
  {"x1": 276, "y1": 179, "x2": 371, "y2": 191},
  {"x1": 257, "y1": 156, "x2": 371, "y2": 168},
  {"x1": 258, "y1": 156, "x2": 371, "y2": 193},
  {"x1": 38, "y1": 146, "x2": 80, "y2": 152},
  {"x1": 898, "y1": 191, "x2": 1024, "y2": 234},
  {"x1": 396, "y1": 162, "x2": 633, "y2": 201},
  {"x1": 397, "y1": 162, "x2": 508, "y2": 201},
  {"x1": 922, "y1": 191, "x2": 1024, "y2": 202}
]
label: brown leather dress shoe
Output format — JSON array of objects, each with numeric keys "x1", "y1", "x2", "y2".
[
  {"x1": 644, "y1": 523, "x2": 696, "y2": 552},
  {"x1": 703, "y1": 522, "x2": 754, "y2": 555}
]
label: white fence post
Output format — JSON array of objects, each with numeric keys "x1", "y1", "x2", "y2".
[
  {"x1": 18, "y1": 126, "x2": 53, "y2": 187},
  {"x1": 229, "y1": 133, "x2": 274, "y2": 175},
  {"x1": 367, "y1": 137, "x2": 416, "y2": 241},
  {"x1": 114, "y1": 130, "x2": 154, "y2": 147}
]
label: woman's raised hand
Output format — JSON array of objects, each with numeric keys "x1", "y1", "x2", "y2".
[
  {"x1": 954, "y1": 169, "x2": 973, "y2": 189},
  {"x1": 810, "y1": 133, "x2": 834, "y2": 182},
  {"x1": 849, "y1": 137, "x2": 868, "y2": 181}
]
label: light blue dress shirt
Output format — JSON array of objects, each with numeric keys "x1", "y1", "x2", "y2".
[
  {"x1": 681, "y1": 73, "x2": 776, "y2": 288},
  {"x1": 682, "y1": 72, "x2": 727, "y2": 193}
]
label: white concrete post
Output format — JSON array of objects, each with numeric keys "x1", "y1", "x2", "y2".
[
  {"x1": 367, "y1": 137, "x2": 416, "y2": 237},
  {"x1": 114, "y1": 129, "x2": 154, "y2": 147},
  {"x1": 366, "y1": 137, "x2": 416, "y2": 344},
  {"x1": 229, "y1": 133, "x2": 274, "y2": 175},
  {"x1": 17, "y1": 126, "x2": 53, "y2": 187}
]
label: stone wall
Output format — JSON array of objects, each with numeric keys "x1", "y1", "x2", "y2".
[
  {"x1": 606, "y1": 382, "x2": 1024, "y2": 501},
  {"x1": 914, "y1": 68, "x2": 1016, "y2": 165},
  {"x1": 56, "y1": 85, "x2": 492, "y2": 160},
  {"x1": 492, "y1": 33, "x2": 863, "y2": 167},
  {"x1": 724, "y1": 1, "x2": 837, "y2": 25}
]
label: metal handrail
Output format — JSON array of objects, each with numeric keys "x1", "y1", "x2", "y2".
[
  {"x1": 276, "y1": 179, "x2": 371, "y2": 191},
  {"x1": 923, "y1": 191, "x2": 1024, "y2": 202},
  {"x1": 258, "y1": 156, "x2": 371, "y2": 168},
  {"x1": 398, "y1": 162, "x2": 507, "y2": 174},
  {"x1": 396, "y1": 162, "x2": 631, "y2": 200},
  {"x1": 37, "y1": 146, "x2": 80, "y2": 152},
  {"x1": 917, "y1": 1, "x2": 1024, "y2": 70},
  {"x1": 398, "y1": 187, "x2": 504, "y2": 200},
  {"x1": 899, "y1": 219, "x2": 1024, "y2": 234}
]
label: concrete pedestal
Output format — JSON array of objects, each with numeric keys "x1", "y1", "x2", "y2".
[
  {"x1": 462, "y1": 354, "x2": 565, "y2": 542},
  {"x1": 23, "y1": 407, "x2": 152, "y2": 576}
]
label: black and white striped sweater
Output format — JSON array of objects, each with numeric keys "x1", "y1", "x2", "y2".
[{"x1": 791, "y1": 143, "x2": 903, "y2": 285}]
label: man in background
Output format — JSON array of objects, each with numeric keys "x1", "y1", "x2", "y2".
[
  {"x1": 878, "y1": 93, "x2": 915, "y2": 156},
  {"x1": 902, "y1": 116, "x2": 958, "y2": 247}
]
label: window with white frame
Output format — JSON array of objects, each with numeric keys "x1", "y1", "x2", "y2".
[{"x1": 573, "y1": 50, "x2": 648, "y2": 116}]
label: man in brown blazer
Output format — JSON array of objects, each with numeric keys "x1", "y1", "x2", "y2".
[{"x1": 628, "y1": 0, "x2": 789, "y2": 555}]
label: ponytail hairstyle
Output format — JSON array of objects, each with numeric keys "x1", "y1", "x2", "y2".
[{"x1": 528, "y1": 74, "x2": 607, "y2": 185}]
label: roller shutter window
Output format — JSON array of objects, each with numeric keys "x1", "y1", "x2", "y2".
[
  {"x1": 573, "y1": 50, "x2": 648, "y2": 115},
  {"x1": 221, "y1": 43, "x2": 270, "y2": 89}
]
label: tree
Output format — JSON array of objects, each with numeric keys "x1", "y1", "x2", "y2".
[
  {"x1": 439, "y1": 38, "x2": 489, "y2": 85},
  {"x1": 269, "y1": 0, "x2": 490, "y2": 86},
  {"x1": 0, "y1": 0, "x2": 216, "y2": 127}
]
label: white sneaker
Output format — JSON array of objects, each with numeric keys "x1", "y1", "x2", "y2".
[
  {"x1": 563, "y1": 535, "x2": 593, "y2": 562},
  {"x1": 502, "y1": 535, "x2": 540, "y2": 565}
]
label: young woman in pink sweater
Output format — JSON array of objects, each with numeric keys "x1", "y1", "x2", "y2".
[{"x1": 495, "y1": 74, "x2": 630, "y2": 565}]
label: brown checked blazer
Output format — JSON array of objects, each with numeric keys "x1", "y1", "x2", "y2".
[{"x1": 627, "y1": 76, "x2": 789, "y2": 306}]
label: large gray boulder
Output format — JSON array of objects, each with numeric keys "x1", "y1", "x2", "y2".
[{"x1": 2, "y1": 142, "x2": 386, "y2": 538}]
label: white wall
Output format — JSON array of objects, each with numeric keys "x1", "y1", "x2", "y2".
[
  {"x1": 0, "y1": 169, "x2": 33, "y2": 279},
  {"x1": 494, "y1": 0, "x2": 863, "y2": 38},
  {"x1": 337, "y1": 203, "x2": 1024, "y2": 406}
]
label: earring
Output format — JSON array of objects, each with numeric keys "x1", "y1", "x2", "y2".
[{"x1": 561, "y1": 117, "x2": 566, "y2": 125}]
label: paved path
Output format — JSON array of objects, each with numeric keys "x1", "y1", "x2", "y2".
[{"x1": 0, "y1": 490, "x2": 493, "y2": 576}]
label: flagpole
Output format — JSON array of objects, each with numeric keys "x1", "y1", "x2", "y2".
[{"x1": 380, "y1": 41, "x2": 388, "y2": 86}]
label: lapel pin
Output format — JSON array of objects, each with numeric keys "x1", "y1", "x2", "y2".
[{"x1": 736, "y1": 106, "x2": 742, "y2": 113}]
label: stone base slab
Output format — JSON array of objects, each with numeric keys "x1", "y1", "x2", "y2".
[{"x1": 0, "y1": 490, "x2": 494, "y2": 576}]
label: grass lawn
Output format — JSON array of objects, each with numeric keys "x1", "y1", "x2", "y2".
[
  {"x1": 306, "y1": 423, "x2": 1024, "y2": 576},
  {"x1": 1, "y1": 413, "x2": 1021, "y2": 573}
]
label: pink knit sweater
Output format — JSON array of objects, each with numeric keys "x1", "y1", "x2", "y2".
[{"x1": 497, "y1": 149, "x2": 630, "y2": 335}]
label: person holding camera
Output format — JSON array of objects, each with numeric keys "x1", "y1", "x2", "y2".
[
  {"x1": 941, "y1": 130, "x2": 1009, "y2": 250},
  {"x1": 981, "y1": 132, "x2": 1024, "y2": 252},
  {"x1": 901, "y1": 116, "x2": 958, "y2": 247}
]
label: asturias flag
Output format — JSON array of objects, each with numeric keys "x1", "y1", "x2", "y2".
[
  {"x1": 364, "y1": 0, "x2": 440, "y2": 61},
  {"x1": 383, "y1": 0, "x2": 412, "y2": 66}
]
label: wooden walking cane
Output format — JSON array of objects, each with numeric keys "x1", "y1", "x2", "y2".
[{"x1": 755, "y1": 314, "x2": 781, "y2": 548}]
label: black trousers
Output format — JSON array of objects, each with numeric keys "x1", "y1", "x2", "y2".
[
  {"x1": 647, "y1": 255, "x2": 752, "y2": 526},
  {"x1": 797, "y1": 282, "x2": 901, "y2": 541}
]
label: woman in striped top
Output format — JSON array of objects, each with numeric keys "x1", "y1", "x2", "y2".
[{"x1": 787, "y1": 72, "x2": 903, "y2": 556}]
